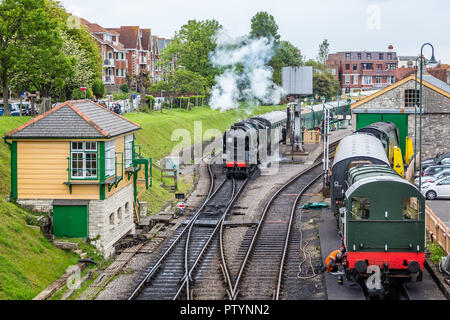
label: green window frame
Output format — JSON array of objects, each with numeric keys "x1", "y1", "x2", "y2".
[
  {"x1": 105, "y1": 140, "x2": 116, "y2": 178},
  {"x1": 124, "y1": 134, "x2": 134, "y2": 168}
]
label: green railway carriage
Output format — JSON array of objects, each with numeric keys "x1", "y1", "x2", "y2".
[
  {"x1": 342, "y1": 165, "x2": 425, "y2": 295},
  {"x1": 297, "y1": 100, "x2": 352, "y2": 130}
]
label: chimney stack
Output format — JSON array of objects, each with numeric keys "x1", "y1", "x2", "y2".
[{"x1": 388, "y1": 45, "x2": 394, "y2": 52}]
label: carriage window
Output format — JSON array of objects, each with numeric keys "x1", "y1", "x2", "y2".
[
  {"x1": 351, "y1": 197, "x2": 370, "y2": 220},
  {"x1": 403, "y1": 197, "x2": 420, "y2": 220},
  {"x1": 348, "y1": 160, "x2": 372, "y2": 170}
]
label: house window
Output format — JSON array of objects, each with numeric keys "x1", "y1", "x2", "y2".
[
  {"x1": 345, "y1": 53, "x2": 351, "y2": 60},
  {"x1": 376, "y1": 76, "x2": 382, "y2": 84},
  {"x1": 331, "y1": 69, "x2": 336, "y2": 76},
  {"x1": 345, "y1": 64, "x2": 350, "y2": 70},
  {"x1": 357, "y1": 53, "x2": 362, "y2": 60},
  {"x1": 353, "y1": 64, "x2": 357, "y2": 71},
  {"x1": 367, "y1": 53, "x2": 372, "y2": 60},
  {"x1": 387, "y1": 53, "x2": 392, "y2": 60},
  {"x1": 109, "y1": 213, "x2": 115, "y2": 227},
  {"x1": 405, "y1": 89, "x2": 419, "y2": 107},
  {"x1": 117, "y1": 207, "x2": 123, "y2": 222},
  {"x1": 353, "y1": 75, "x2": 359, "y2": 85},
  {"x1": 124, "y1": 134, "x2": 134, "y2": 168},
  {"x1": 351, "y1": 197, "x2": 370, "y2": 220},
  {"x1": 105, "y1": 140, "x2": 116, "y2": 177},
  {"x1": 377, "y1": 64, "x2": 383, "y2": 70},
  {"x1": 379, "y1": 53, "x2": 384, "y2": 60},
  {"x1": 362, "y1": 76, "x2": 372, "y2": 85},
  {"x1": 345, "y1": 75, "x2": 350, "y2": 84},
  {"x1": 71, "y1": 142, "x2": 97, "y2": 179}
]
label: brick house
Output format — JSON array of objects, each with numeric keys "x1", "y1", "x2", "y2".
[
  {"x1": 327, "y1": 46, "x2": 398, "y2": 93},
  {"x1": 351, "y1": 74, "x2": 450, "y2": 159},
  {"x1": 80, "y1": 18, "x2": 128, "y2": 87},
  {"x1": 4, "y1": 100, "x2": 152, "y2": 257}
]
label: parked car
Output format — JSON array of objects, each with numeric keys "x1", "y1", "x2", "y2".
[
  {"x1": 0, "y1": 102, "x2": 29, "y2": 116},
  {"x1": 421, "y1": 165, "x2": 450, "y2": 177},
  {"x1": 415, "y1": 169, "x2": 450, "y2": 186},
  {"x1": 422, "y1": 152, "x2": 450, "y2": 170},
  {"x1": 421, "y1": 176, "x2": 450, "y2": 200}
]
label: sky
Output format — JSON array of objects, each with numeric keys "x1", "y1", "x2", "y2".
[{"x1": 60, "y1": 0, "x2": 450, "y2": 63}]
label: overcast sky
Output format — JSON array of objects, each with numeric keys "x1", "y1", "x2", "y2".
[{"x1": 61, "y1": 0, "x2": 450, "y2": 63}]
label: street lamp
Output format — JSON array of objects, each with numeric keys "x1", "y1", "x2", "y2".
[
  {"x1": 418, "y1": 43, "x2": 437, "y2": 190},
  {"x1": 337, "y1": 94, "x2": 341, "y2": 129}
]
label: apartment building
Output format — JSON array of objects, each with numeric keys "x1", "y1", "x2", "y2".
[
  {"x1": 327, "y1": 46, "x2": 398, "y2": 93},
  {"x1": 80, "y1": 18, "x2": 128, "y2": 86}
]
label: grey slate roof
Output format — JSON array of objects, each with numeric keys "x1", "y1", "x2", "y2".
[
  {"x1": 423, "y1": 75, "x2": 450, "y2": 94},
  {"x1": 5, "y1": 100, "x2": 141, "y2": 139}
]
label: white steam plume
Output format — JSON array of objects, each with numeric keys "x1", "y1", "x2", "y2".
[{"x1": 209, "y1": 31, "x2": 284, "y2": 111}]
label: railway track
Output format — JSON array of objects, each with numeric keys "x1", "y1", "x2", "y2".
[{"x1": 128, "y1": 158, "x2": 249, "y2": 300}]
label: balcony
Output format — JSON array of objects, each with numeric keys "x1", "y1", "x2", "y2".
[
  {"x1": 103, "y1": 59, "x2": 115, "y2": 67},
  {"x1": 103, "y1": 75, "x2": 115, "y2": 84}
]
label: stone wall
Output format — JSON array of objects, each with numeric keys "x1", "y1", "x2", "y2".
[
  {"x1": 353, "y1": 78, "x2": 450, "y2": 158},
  {"x1": 16, "y1": 199, "x2": 53, "y2": 213},
  {"x1": 89, "y1": 183, "x2": 135, "y2": 258}
]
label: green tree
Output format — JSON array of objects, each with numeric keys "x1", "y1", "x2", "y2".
[
  {"x1": 249, "y1": 11, "x2": 280, "y2": 42},
  {"x1": 270, "y1": 41, "x2": 303, "y2": 85},
  {"x1": 0, "y1": 0, "x2": 63, "y2": 114},
  {"x1": 318, "y1": 39, "x2": 330, "y2": 65},
  {"x1": 313, "y1": 72, "x2": 341, "y2": 100},
  {"x1": 92, "y1": 78, "x2": 105, "y2": 98},
  {"x1": 160, "y1": 19, "x2": 222, "y2": 87}
]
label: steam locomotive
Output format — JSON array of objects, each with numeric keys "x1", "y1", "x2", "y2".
[{"x1": 223, "y1": 111, "x2": 287, "y2": 178}]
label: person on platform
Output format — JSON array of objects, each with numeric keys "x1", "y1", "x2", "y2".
[{"x1": 282, "y1": 126, "x2": 287, "y2": 144}]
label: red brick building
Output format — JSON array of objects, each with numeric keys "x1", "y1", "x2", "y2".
[
  {"x1": 80, "y1": 18, "x2": 128, "y2": 86},
  {"x1": 327, "y1": 46, "x2": 398, "y2": 93}
]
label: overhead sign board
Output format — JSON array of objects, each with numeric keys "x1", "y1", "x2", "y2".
[{"x1": 282, "y1": 66, "x2": 313, "y2": 96}]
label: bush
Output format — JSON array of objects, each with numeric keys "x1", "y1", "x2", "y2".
[
  {"x1": 146, "y1": 95, "x2": 155, "y2": 108},
  {"x1": 428, "y1": 241, "x2": 447, "y2": 265},
  {"x1": 120, "y1": 84, "x2": 128, "y2": 93},
  {"x1": 71, "y1": 87, "x2": 93, "y2": 100},
  {"x1": 92, "y1": 79, "x2": 105, "y2": 98},
  {"x1": 113, "y1": 93, "x2": 129, "y2": 101}
]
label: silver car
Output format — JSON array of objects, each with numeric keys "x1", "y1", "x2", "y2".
[
  {"x1": 415, "y1": 169, "x2": 450, "y2": 186},
  {"x1": 421, "y1": 176, "x2": 450, "y2": 200}
]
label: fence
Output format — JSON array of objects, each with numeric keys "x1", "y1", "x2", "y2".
[{"x1": 425, "y1": 205, "x2": 450, "y2": 255}]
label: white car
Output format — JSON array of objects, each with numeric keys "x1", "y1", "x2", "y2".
[
  {"x1": 415, "y1": 169, "x2": 450, "y2": 186},
  {"x1": 421, "y1": 176, "x2": 450, "y2": 200}
]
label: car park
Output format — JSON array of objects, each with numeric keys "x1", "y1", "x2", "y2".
[
  {"x1": 421, "y1": 176, "x2": 450, "y2": 200},
  {"x1": 415, "y1": 168, "x2": 450, "y2": 186},
  {"x1": 422, "y1": 152, "x2": 450, "y2": 170}
]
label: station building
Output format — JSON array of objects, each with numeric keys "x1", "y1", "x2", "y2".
[
  {"x1": 351, "y1": 74, "x2": 450, "y2": 158},
  {"x1": 4, "y1": 100, "x2": 151, "y2": 257}
]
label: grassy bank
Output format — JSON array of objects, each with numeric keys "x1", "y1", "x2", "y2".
[
  {"x1": 0, "y1": 104, "x2": 285, "y2": 299},
  {"x1": 125, "y1": 105, "x2": 286, "y2": 213},
  {"x1": 0, "y1": 116, "x2": 79, "y2": 300}
]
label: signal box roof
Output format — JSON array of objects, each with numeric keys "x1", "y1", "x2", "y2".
[{"x1": 4, "y1": 100, "x2": 141, "y2": 140}]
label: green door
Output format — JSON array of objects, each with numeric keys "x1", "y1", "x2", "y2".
[
  {"x1": 356, "y1": 113, "x2": 408, "y2": 155},
  {"x1": 381, "y1": 114, "x2": 408, "y2": 154},
  {"x1": 53, "y1": 205, "x2": 88, "y2": 238},
  {"x1": 356, "y1": 114, "x2": 382, "y2": 130}
]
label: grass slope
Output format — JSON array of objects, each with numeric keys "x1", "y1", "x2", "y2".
[
  {"x1": 125, "y1": 105, "x2": 286, "y2": 213},
  {"x1": 0, "y1": 117, "x2": 79, "y2": 300}
]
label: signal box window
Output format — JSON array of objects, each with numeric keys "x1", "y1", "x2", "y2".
[
  {"x1": 351, "y1": 197, "x2": 370, "y2": 220},
  {"x1": 403, "y1": 197, "x2": 420, "y2": 220}
]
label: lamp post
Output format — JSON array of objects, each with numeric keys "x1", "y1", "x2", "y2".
[
  {"x1": 418, "y1": 43, "x2": 437, "y2": 190},
  {"x1": 337, "y1": 94, "x2": 341, "y2": 129}
]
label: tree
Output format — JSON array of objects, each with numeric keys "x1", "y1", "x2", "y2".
[
  {"x1": 270, "y1": 41, "x2": 303, "y2": 85},
  {"x1": 159, "y1": 19, "x2": 222, "y2": 87},
  {"x1": 318, "y1": 39, "x2": 330, "y2": 65},
  {"x1": 250, "y1": 11, "x2": 280, "y2": 42},
  {"x1": 0, "y1": 0, "x2": 63, "y2": 114},
  {"x1": 313, "y1": 72, "x2": 341, "y2": 100},
  {"x1": 92, "y1": 78, "x2": 105, "y2": 98}
]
